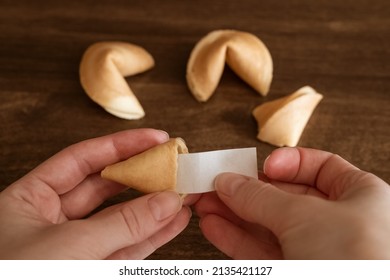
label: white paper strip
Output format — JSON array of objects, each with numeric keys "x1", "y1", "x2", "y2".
[{"x1": 176, "y1": 147, "x2": 258, "y2": 194}]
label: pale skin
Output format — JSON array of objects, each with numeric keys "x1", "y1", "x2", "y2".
[
  {"x1": 1, "y1": 129, "x2": 389, "y2": 259},
  {"x1": 0, "y1": 129, "x2": 192, "y2": 259},
  {"x1": 195, "y1": 147, "x2": 390, "y2": 259}
]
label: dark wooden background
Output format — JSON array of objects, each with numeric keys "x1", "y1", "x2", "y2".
[{"x1": 1, "y1": 0, "x2": 389, "y2": 259}]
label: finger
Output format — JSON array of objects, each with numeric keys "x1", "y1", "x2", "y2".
[
  {"x1": 214, "y1": 172, "x2": 297, "y2": 235},
  {"x1": 68, "y1": 191, "x2": 182, "y2": 259},
  {"x1": 269, "y1": 180, "x2": 328, "y2": 198},
  {"x1": 182, "y1": 194, "x2": 202, "y2": 206},
  {"x1": 195, "y1": 192, "x2": 279, "y2": 241},
  {"x1": 200, "y1": 214, "x2": 282, "y2": 259},
  {"x1": 61, "y1": 189, "x2": 199, "y2": 222},
  {"x1": 258, "y1": 171, "x2": 327, "y2": 198},
  {"x1": 194, "y1": 192, "x2": 242, "y2": 225},
  {"x1": 107, "y1": 206, "x2": 191, "y2": 259},
  {"x1": 263, "y1": 147, "x2": 360, "y2": 196},
  {"x1": 19, "y1": 128, "x2": 169, "y2": 194},
  {"x1": 60, "y1": 174, "x2": 127, "y2": 219}
]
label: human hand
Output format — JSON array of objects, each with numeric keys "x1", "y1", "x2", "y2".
[
  {"x1": 0, "y1": 129, "x2": 191, "y2": 259},
  {"x1": 195, "y1": 147, "x2": 390, "y2": 259}
]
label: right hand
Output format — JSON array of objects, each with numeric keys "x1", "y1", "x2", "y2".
[{"x1": 195, "y1": 147, "x2": 390, "y2": 259}]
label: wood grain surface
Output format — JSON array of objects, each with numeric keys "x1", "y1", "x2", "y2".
[{"x1": 0, "y1": 0, "x2": 389, "y2": 259}]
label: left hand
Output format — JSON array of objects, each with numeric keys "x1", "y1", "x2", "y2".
[{"x1": 0, "y1": 129, "x2": 191, "y2": 259}]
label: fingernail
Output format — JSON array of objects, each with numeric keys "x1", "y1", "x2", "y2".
[
  {"x1": 157, "y1": 130, "x2": 170, "y2": 141},
  {"x1": 214, "y1": 172, "x2": 251, "y2": 197},
  {"x1": 148, "y1": 192, "x2": 181, "y2": 221},
  {"x1": 263, "y1": 155, "x2": 271, "y2": 175}
]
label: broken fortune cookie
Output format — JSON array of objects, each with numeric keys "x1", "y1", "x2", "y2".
[
  {"x1": 186, "y1": 29, "x2": 273, "y2": 102},
  {"x1": 79, "y1": 41, "x2": 155, "y2": 120},
  {"x1": 252, "y1": 86, "x2": 323, "y2": 147},
  {"x1": 101, "y1": 138, "x2": 188, "y2": 193}
]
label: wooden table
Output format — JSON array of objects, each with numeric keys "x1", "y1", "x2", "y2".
[{"x1": 1, "y1": 0, "x2": 389, "y2": 259}]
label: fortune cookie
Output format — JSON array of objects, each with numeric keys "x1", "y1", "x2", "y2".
[
  {"x1": 186, "y1": 29, "x2": 273, "y2": 102},
  {"x1": 252, "y1": 86, "x2": 323, "y2": 147},
  {"x1": 101, "y1": 138, "x2": 188, "y2": 193},
  {"x1": 79, "y1": 41, "x2": 155, "y2": 120}
]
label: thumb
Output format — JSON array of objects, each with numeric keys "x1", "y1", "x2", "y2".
[
  {"x1": 214, "y1": 172, "x2": 294, "y2": 234},
  {"x1": 70, "y1": 191, "x2": 182, "y2": 259}
]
